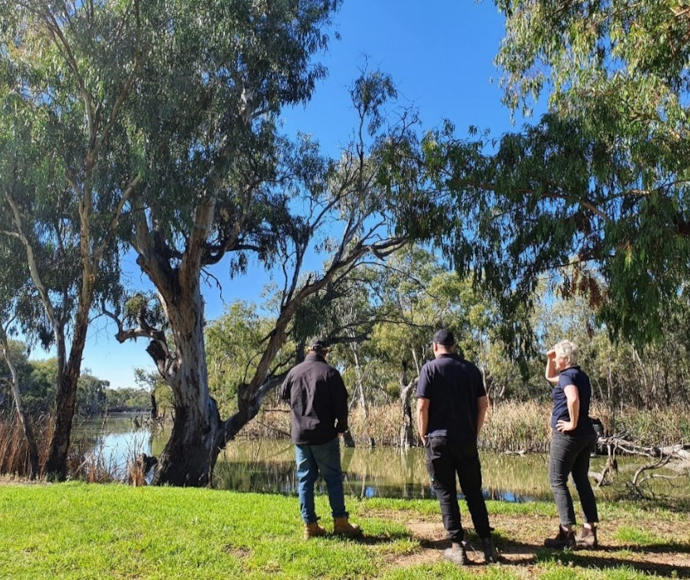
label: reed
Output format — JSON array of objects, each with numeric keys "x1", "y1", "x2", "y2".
[
  {"x1": 0, "y1": 413, "x2": 124, "y2": 482},
  {"x1": 348, "y1": 405, "x2": 403, "y2": 447},
  {"x1": 68, "y1": 436, "x2": 117, "y2": 483},
  {"x1": 0, "y1": 414, "x2": 51, "y2": 477},
  {"x1": 481, "y1": 401, "x2": 552, "y2": 452},
  {"x1": 346, "y1": 401, "x2": 689, "y2": 451},
  {"x1": 238, "y1": 400, "x2": 689, "y2": 451},
  {"x1": 613, "y1": 406, "x2": 690, "y2": 445}
]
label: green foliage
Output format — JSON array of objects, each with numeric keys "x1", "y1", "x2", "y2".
[
  {"x1": 205, "y1": 302, "x2": 289, "y2": 416},
  {"x1": 132, "y1": 367, "x2": 172, "y2": 415},
  {"x1": 480, "y1": 0, "x2": 690, "y2": 344},
  {"x1": 528, "y1": 279, "x2": 690, "y2": 412},
  {"x1": 75, "y1": 373, "x2": 109, "y2": 416},
  {"x1": 122, "y1": 0, "x2": 342, "y2": 262},
  {"x1": 22, "y1": 358, "x2": 57, "y2": 415},
  {"x1": 104, "y1": 387, "x2": 150, "y2": 412}
]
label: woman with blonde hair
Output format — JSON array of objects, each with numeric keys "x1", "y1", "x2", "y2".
[{"x1": 544, "y1": 340, "x2": 599, "y2": 549}]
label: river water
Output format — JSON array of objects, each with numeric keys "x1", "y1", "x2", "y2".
[{"x1": 73, "y1": 415, "x2": 689, "y2": 502}]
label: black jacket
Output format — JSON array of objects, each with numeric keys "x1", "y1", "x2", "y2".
[{"x1": 280, "y1": 353, "x2": 348, "y2": 445}]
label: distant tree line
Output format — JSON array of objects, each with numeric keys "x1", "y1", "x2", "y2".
[{"x1": 0, "y1": 348, "x2": 150, "y2": 416}]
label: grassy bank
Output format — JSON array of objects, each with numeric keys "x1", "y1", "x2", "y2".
[{"x1": 1, "y1": 481, "x2": 688, "y2": 578}]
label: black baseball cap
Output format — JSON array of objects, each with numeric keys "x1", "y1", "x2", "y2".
[
  {"x1": 432, "y1": 329, "x2": 456, "y2": 346},
  {"x1": 309, "y1": 337, "x2": 329, "y2": 351}
]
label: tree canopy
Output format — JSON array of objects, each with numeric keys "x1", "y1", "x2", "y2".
[
  {"x1": 488, "y1": 0, "x2": 690, "y2": 342},
  {"x1": 404, "y1": 1, "x2": 689, "y2": 345}
]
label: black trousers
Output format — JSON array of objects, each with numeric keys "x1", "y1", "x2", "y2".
[
  {"x1": 425, "y1": 436, "x2": 491, "y2": 543},
  {"x1": 549, "y1": 431, "x2": 599, "y2": 526}
]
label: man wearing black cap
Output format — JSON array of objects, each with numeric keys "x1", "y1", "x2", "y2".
[
  {"x1": 280, "y1": 338, "x2": 362, "y2": 539},
  {"x1": 416, "y1": 329, "x2": 497, "y2": 565}
]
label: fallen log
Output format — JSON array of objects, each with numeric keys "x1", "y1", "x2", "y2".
[{"x1": 591, "y1": 435, "x2": 690, "y2": 496}]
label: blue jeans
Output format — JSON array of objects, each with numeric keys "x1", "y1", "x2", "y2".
[
  {"x1": 295, "y1": 436, "x2": 347, "y2": 524},
  {"x1": 549, "y1": 431, "x2": 599, "y2": 526}
]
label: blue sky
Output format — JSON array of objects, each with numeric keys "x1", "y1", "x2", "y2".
[{"x1": 74, "y1": 1, "x2": 532, "y2": 388}]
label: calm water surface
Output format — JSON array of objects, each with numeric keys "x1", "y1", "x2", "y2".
[{"x1": 74, "y1": 415, "x2": 689, "y2": 502}]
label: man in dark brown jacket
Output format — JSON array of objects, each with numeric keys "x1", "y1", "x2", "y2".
[{"x1": 281, "y1": 338, "x2": 362, "y2": 539}]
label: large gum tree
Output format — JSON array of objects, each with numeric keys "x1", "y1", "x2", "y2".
[
  {"x1": 111, "y1": 0, "x2": 345, "y2": 486},
  {"x1": 0, "y1": 0, "x2": 142, "y2": 479},
  {"x1": 113, "y1": 62, "x2": 421, "y2": 484}
]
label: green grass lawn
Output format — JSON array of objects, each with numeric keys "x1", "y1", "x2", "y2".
[{"x1": 0, "y1": 482, "x2": 688, "y2": 579}]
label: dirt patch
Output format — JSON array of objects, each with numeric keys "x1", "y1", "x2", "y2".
[
  {"x1": 377, "y1": 510, "x2": 690, "y2": 576},
  {"x1": 222, "y1": 545, "x2": 251, "y2": 559}
]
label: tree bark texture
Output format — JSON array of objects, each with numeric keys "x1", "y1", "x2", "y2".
[
  {"x1": 45, "y1": 304, "x2": 92, "y2": 479},
  {"x1": 150, "y1": 268, "x2": 224, "y2": 485}
]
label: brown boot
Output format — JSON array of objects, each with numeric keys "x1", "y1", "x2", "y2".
[
  {"x1": 304, "y1": 521, "x2": 327, "y2": 539},
  {"x1": 333, "y1": 516, "x2": 362, "y2": 538},
  {"x1": 443, "y1": 542, "x2": 467, "y2": 565},
  {"x1": 544, "y1": 526, "x2": 576, "y2": 549},
  {"x1": 576, "y1": 525, "x2": 598, "y2": 549}
]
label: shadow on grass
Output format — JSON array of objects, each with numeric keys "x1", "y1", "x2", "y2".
[
  {"x1": 343, "y1": 530, "x2": 413, "y2": 545},
  {"x1": 581, "y1": 542, "x2": 690, "y2": 555},
  {"x1": 418, "y1": 537, "x2": 447, "y2": 550},
  {"x1": 634, "y1": 541, "x2": 690, "y2": 555},
  {"x1": 533, "y1": 546, "x2": 690, "y2": 578},
  {"x1": 614, "y1": 497, "x2": 690, "y2": 512},
  {"x1": 448, "y1": 537, "x2": 690, "y2": 577}
]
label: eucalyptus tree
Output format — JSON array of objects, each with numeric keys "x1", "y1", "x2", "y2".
[
  {"x1": 2, "y1": 0, "x2": 356, "y2": 484},
  {"x1": 493, "y1": 0, "x2": 690, "y2": 342},
  {"x1": 384, "y1": 2, "x2": 689, "y2": 351},
  {"x1": 0, "y1": 1, "x2": 142, "y2": 478},
  {"x1": 428, "y1": 0, "x2": 690, "y2": 344},
  {"x1": 205, "y1": 301, "x2": 278, "y2": 418},
  {"x1": 113, "y1": 63, "x2": 425, "y2": 484}
]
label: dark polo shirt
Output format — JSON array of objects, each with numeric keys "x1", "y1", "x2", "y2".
[
  {"x1": 416, "y1": 353, "x2": 486, "y2": 444},
  {"x1": 280, "y1": 353, "x2": 348, "y2": 445},
  {"x1": 551, "y1": 365, "x2": 594, "y2": 436}
]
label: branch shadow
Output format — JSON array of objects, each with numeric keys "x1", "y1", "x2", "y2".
[
  {"x1": 442, "y1": 536, "x2": 690, "y2": 577},
  {"x1": 534, "y1": 548, "x2": 690, "y2": 578},
  {"x1": 635, "y1": 542, "x2": 690, "y2": 555}
]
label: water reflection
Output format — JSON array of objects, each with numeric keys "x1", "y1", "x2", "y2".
[
  {"x1": 214, "y1": 439, "x2": 550, "y2": 501},
  {"x1": 73, "y1": 417, "x2": 689, "y2": 502},
  {"x1": 73, "y1": 415, "x2": 153, "y2": 480}
]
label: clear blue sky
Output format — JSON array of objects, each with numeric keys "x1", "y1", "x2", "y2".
[{"x1": 64, "y1": 1, "x2": 532, "y2": 388}]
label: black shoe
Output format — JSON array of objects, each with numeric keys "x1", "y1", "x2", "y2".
[
  {"x1": 544, "y1": 526, "x2": 576, "y2": 549},
  {"x1": 481, "y1": 536, "x2": 498, "y2": 564},
  {"x1": 443, "y1": 543, "x2": 468, "y2": 565}
]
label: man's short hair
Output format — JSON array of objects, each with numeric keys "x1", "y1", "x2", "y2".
[
  {"x1": 309, "y1": 337, "x2": 329, "y2": 352},
  {"x1": 432, "y1": 329, "x2": 456, "y2": 347},
  {"x1": 554, "y1": 340, "x2": 578, "y2": 365}
]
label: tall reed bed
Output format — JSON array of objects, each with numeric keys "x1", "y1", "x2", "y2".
[
  {"x1": 242, "y1": 400, "x2": 690, "y2": 451},
  {"x1": 481, "y1": 401, "x2": 552, "y2": 452},
  {"x1": 612, "y1": 406, "x2": 690, "y2": 445},
  {"x1": 0, "y1": 413, "x2": 134, "y2": 482},
  {"x1": 0, "y1": 414, "x2": 51, "y2": 476}
]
